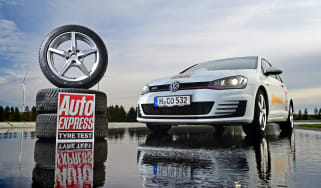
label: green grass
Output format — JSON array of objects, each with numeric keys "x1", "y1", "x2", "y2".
[{"x1": 299, "y1": 124, "x2": 321, "y2": 128}]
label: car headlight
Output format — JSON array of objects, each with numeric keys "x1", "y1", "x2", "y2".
[
  {"x1": 208, "y1": 75, "x2": 248, "y2": 89},
  {"x1": 141, "y1": 85, "x2": 149, "y2": 95}
]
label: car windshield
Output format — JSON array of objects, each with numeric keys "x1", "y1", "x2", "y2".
[{"x1": 181, "y1": 57, "x2": 258, "y2": 73}]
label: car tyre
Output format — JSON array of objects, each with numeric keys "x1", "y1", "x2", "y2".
[
  {"x1": 36, "y1": 114, "x2": 108, "y2": 139},
  {"x1": 243, "y1": 90, "x2": 267, "y2": 136},
  {"x1": 39, "y1": 25, "x2": 108, "y2": 89},
  {"x1": 36, "y1": 88, "x2": 107, "y2": 114},
  {"x1": 279, "y1": 104, "x2": 294, "y2": 133},
  {"x1": 146, "y1": 123, "x2": 172, "y2": 133}
]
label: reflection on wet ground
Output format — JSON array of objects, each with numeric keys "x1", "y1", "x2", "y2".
[
  {"x1": 33, "y1": 139, "x2": 107, "y2": 187},
  {"x1": 0, "y1": 124, "x2": 321, "y2": 187}
]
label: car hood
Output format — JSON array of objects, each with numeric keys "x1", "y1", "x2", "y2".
[{"x1": 148, "y1": 69, "x2": 256, "y2": 86}]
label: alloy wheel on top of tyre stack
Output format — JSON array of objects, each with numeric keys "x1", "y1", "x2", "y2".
[
  {"x1": 39, "y1": 25, "x2": 108, "y2": 89},
  {"x1": 35, "y1": 25, "x2": 109, "y2": 139}
]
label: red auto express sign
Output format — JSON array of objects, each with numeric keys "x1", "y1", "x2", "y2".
[
  {"x1": 55, "y1": 93, "x2": 96, "y2": 188},
  {"x1": 56, "y1": 93, "x2": 95, "y2": 141}
]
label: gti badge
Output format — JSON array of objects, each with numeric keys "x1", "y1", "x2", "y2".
[{"x1": 169, "y1": 81, "x2": 180, "y2": 92}]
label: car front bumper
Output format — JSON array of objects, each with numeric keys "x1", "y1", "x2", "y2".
[{"x1": 137, "y1": 87, "x2": 255, "y2": 125}]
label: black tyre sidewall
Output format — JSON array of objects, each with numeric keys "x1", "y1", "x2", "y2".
[
  {"x1": 243, "y1": 90, "x2": 266, "y2": 136},
  {"x1": 36, "y1": 88, "x2": 107, "y2": 114},
  {"x1": 36, "y1": 114, "x2": 108, "y2": 139},
  {"x1": 279, "y1": 104, "x2": 293, "y2": 132},
  {"x1": 39, "y1": 25, "x2": 108, "y2": 89}
]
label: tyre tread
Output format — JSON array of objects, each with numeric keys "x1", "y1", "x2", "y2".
[
  {"x1": 36, "y1": 88, "x2": 107, "y2": 114},
  {"x1": 36, "y1": 114, "x2": 108, "y2": 139}
]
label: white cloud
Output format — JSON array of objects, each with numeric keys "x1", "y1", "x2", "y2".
[
  {"x1": 0, "y1": 77, "x2": 7, "y2": 84},
  {"x1": 0, "y1": 19, "x2": 25, "y2": 58},
  {"x1": 0, "y1": 18, "x2": 43, "y2": 108},
  {"x1": 1, "y1": 0, "x2": 321, "y2": 110},
  {"x1": 0, "y1": 0, "x2": 21, "y2": 6},
  {"x1": 45, "y1": 0, "x2": 321, "y2": 109}
]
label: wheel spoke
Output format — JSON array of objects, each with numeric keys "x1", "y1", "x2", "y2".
[
  {"x1": 48, "y1": 48, "x2": 68, "y2": 57},
  {"x1": 260, "y1": 96, "x2": 264, "y2": 109},
  {"x1": 259, "y1": 112, "x2": 263, "y2": 124},
  {"x1": 78, "y1": 49, "x2": 97, "y2": 58},
  {"x1": 258, "y1": 102, "x2": 263, "y2": 111},
  {"x1": 76, "y1": 60, "x2": 90, "y2": 76},
  {"x1": 59, "y1": 59, "x2": 72, "y2": 76},
  {"x1": 71, "y1": 32, "x2": 77, "y2": 52}
]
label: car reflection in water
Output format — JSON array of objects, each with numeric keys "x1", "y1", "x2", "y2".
[
  {"x1": 137, "y1": 126, "x2": 295, "y2": 187},
  {"x1": 32, "y1": 138, "x2": 108, "y2": 188}
]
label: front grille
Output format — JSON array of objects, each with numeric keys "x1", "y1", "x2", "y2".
[
  {"x1": 141, "y1": 102, "x2": 214, "y2": 115},
  {"x1": 140, "y1": 100, "x2": 247, "y2": 119},
  {"x1": 150, "y1": 85, "x2": 170, "y2": 92},
  {"x1": 150, "y1": 82, "x2": 210, "y2": 92}
]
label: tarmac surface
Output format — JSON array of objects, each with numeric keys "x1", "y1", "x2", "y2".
[
  {"x1": 0, "y1": 121, "x2": 319, "y2": 131},
  {"x1": 0, "y1": 122, "x2": 321, "y2": 187}
]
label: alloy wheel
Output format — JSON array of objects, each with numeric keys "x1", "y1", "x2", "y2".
[
  {"x1": 258, "y1": 94, "x2": 267, "y2": 131},
  {"x1": 289, "y1": 105, "x2": 294, "y2": 128},
  {"x1": 46, "y1": 31, "x2": 99, "y2": 82}
]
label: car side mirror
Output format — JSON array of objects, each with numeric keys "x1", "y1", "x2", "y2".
[{"x1": 265, "y1": 67, "x2": 283, "y2": 76}]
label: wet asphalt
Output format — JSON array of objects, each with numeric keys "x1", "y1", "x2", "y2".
[{"x1": 0, "y1": 124, "x2": 321, "y2": 187}]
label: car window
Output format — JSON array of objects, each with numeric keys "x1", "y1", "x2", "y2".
[
  {"x1": 182, "y1": 57, "x2": 257, "y2": 73},
  {"x1": 276, "y1": 75, "x2": 283, "y2": 83},
  {"x1": 261, "y1": 59, "x2": 271, "y2": 74}
]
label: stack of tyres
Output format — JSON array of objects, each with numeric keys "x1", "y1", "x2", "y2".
[
  {"x1": 35, "y1": 25, "x2": 109, "y2": 139},
  {"x1": 36, "y1": 88, "x2": 108, "y2": 139}
]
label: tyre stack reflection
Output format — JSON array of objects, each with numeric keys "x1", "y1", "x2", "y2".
[{"x1": 32, "y1": 139, "x2": 107, "y2": 187}]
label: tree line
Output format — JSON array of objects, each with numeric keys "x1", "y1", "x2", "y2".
[
  {"x1": 0, "y1": 105, "x2": 137, "y2": 122},
  {"x1": 107, "y1": 105, "x2": 137, "y2": 122},
  {"x1": 0, "y1": 106, "x2": 37, "y2": 122},
  {"x1": 294, "y1": 107, "x2": 321, "y2": 120},
  {"x1": 1, "y1": 104, "x2": 321, "y2": 122}
]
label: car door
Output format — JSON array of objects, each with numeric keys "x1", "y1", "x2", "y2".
[
  {"x1": 275, "y1": 75, "x2": 289, "y2": 118},
  {"x1": 260, "y1": 59, "x2": 286, "y2": 120}
]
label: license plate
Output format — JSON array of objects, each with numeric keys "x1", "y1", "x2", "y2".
[
  {"x1": 154, "y1": 162, "x2": 191, "y2": 179},
  {"x1": 154, "y1": 95, "x2": 191, "y2": 107}
]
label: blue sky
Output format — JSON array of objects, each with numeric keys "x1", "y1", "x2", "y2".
[{"x1": 0, "y1": 0, "x2": 321, "y2": 112}]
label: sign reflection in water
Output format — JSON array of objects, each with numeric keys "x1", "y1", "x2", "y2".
[
  {"x1": 55, "y1": 142, "x2": 94, "y2": 187},
  {"x1": 136, "y1": 126, "x2": 295, "y2": 187},
  {"x1": 32, "y1": 139, "x2": 107, "y2": 187}
]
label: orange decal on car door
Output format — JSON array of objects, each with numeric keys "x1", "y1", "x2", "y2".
[{"x1": 272, "y1": 94, "x2": 283, "y2": 105}]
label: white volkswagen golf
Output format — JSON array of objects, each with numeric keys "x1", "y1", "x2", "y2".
[{"x1": 137, "y1": 56, "x2": 293, "y2": 136}]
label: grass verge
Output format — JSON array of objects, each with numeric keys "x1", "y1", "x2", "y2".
[{"x1": 299, "y1": 124, "x2": 321, "y2": 128}]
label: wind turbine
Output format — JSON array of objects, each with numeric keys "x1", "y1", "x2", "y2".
[
  {"x1": 22, "y1": 72, "x2": 28, "y2": 112},
  {"x1": 18, "y1": 72, "x2": 28, "y2": 167}
]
